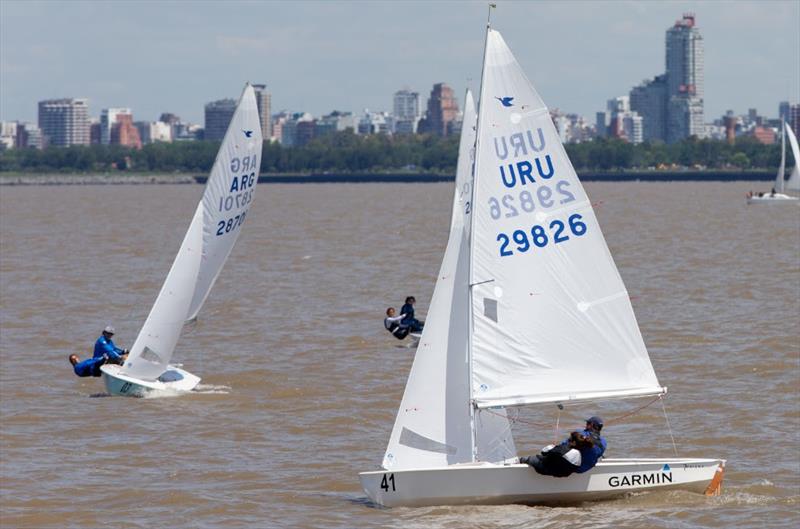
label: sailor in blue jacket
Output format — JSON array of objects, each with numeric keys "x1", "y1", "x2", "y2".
[
  {"x1": 399, "y1": 296, "x2": 424, "y2": 333},
  {"x1": 562, "y1": 416, "x2": 607, "y2": 473},
  {"x1": 69, "y1": 354, "x2": 105, "y2": 377},
  {"x1": 93, "y1": 325, "x2": 128, "y2": 365}
]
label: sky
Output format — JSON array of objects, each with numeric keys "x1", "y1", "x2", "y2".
[{"x1": 1, "y1": 0, "x2": 798, "y2": 125}]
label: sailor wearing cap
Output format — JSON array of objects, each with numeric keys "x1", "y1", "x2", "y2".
[
  {"x1": 92, "y1": 325, "x2": 128, "y2": 365},
  {"x1": 571, "y1": 415, "x2": 607, "y2": 473}
]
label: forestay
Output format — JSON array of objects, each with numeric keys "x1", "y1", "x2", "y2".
[
  {"x1": 785, "y1": 123, "x2": 800, "y2": 193},
  {"x1": 121, "y1": 84, "x2": 262, "y2": 381},
  {"x1": 383, "y1": 91, "x2": 515, "y2": 470},
  {"x1": 469, "y1": 30, "x2": 665, "y2": 409}
]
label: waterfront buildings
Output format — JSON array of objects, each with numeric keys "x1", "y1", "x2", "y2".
[
  {"x1": 100, "y1": 108, "x2": 131, "y2": 145},
  {"x1": 596, "y1": 96, "x2": 643, "y2": 144},
  {"x1": 665, "y1": 13, "x2": 704, "y2": 142},
  {"x1": 110, "y1": 114, "x2": 142, "y2": 149},
  {"x1": 135, "y1": 121, "x2": 172, "y2": 143},
  {"x1": 204, "y1": 98, "x2": 237, "y2": 141},
  {"x1": 37, "y1": 98, "x2": 90, "y2": 147},
  {"x1": 630, "y1": 74, "x2": 667, "y2": 142},
  {"x1": 393, "y1": 89, "x2": 420, "y2": 134},
  {"x1": 253, "y1": 84, "x2": 272, "y2": 140},
  {"x1": 418, "y1": 83, "x2": 459, "y2": 137},
  {"x1": 629, "y1": 14, "x2": 705, "y2": 143}
]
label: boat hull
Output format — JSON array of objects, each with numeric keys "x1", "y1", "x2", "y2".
[
  {"x1": 100, "y1": 363, "x2": 201, "y2": 397},
  {"x1": 746, "y1": 193, "x2": 799, "y2": 204},
  {"x1": 359, "y1": 458, "x2": 724, "y2": 507}
]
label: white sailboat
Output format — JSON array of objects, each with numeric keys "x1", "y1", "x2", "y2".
[
  {"x1": 101, "y1": 83, "x2": 263, "y2": 397},
  {"x1": 747, "y1": 121, "x2": 800, "y2": 204},
  {"x1": 359, "y1": 22, "x2": 724, "y2": 507}
]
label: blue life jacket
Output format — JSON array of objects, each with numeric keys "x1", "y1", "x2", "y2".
[
  {"x1": 74, "y1": 357, "x2": 105, "y2": 377},
  {"x1": 400, "y1": 303, "x2": 415, "y2": 325},
  {"x1": 93, "y1": 335, "x2": 123, "y2": 362},
  {"x1": 576, "y1": 429, "x2": 606, "y2": 473}
]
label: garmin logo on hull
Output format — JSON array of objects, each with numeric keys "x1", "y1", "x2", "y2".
[{"x1": 608, "y1": 472, "x2": 673, "y2": 488}]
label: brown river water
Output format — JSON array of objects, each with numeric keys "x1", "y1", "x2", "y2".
[{"x1": 1, "y1": 181, "x2": 798, "y2": 528}]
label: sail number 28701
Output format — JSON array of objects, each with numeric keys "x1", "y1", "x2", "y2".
[
  {"x1": 380, "y1": 473, "x2": 396, "y2": 492},
  {"x1": 496, "y1": 214, "x2": 587, "y2": 257}
]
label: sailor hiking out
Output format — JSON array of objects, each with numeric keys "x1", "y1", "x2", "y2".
[{"x1": 384, "y1": 307, "x2": 410, "y2": 340}]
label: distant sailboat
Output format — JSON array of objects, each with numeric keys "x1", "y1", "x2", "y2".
[
  {"x1": 747, "y1": 121, "x2": 800, "y2": 204},
  {"x1": 101, "y1": 83, "x2": 263, "y2": 397},
  {"x1": 359, "y1": 20, "x2": 724, "y2": 507}
]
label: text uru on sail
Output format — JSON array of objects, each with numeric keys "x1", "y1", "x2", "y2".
[{"x1": 493, "y1": 127, "x2": 555, "y2": 189}]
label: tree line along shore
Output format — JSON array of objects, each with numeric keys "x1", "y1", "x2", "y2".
[{"x1": 0, "y1": 130, "x2": 783, "y2": 175}]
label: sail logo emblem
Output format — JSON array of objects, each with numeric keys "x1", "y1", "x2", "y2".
[
  {"x1": 243, "y1": 130, "x2": 253, "y2": 137},
  {"x1": 495, "y1": 96, "x2": 514, "y2": 107}
]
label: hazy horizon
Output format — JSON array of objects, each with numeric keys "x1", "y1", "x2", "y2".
[{"x1": 1, "y1": 0, "x2": 798, "y2": 125}]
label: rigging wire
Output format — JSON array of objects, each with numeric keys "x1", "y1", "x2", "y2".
[{"x1": 660, "y1": 395, "x2": 679, "y2": 457}]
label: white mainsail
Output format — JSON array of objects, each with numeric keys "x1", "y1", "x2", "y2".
[
  {"x1": 383, "y1": 91, "x2": 515, "y2": 470},
  {"x1": 121, "y1": 84, "x2": 262, "y2": 381},
  {"x1": 468, "y1": 30, "x2": 665, "y2": 409},
  {"x1": 775, "y1": 121, "x2": 786, "y2": 193},
  {"x1": 785, "y1": 123, "x2": 800, "y2": 193}
]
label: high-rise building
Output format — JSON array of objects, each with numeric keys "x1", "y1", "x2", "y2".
[
  {"x1": 789, "y1": 104, "x2": 800, "y2": 137},
  {"x1": 393, "y1": 89, "x2": 420, "y2": 120},
  {"x1": 393, "y1": 89, "x2": 420, "y2": 134},
  {"x1": 100, "y1": 108, "x2": 131, "y2": 145},
  {"x1": 420, "y1": 83, "x2": 459, "y2": 137},
  {"x1": 135, "y1": 121, "x2": 172, "y2": 144},
  {"x1": 0, "y1": 121, "x2": 17, "y2": 149},
  {"x1": 204, "y1": 98, "x2": 237, "y2": 141},
  {"x1": 778, "y1": 101, "x2": 791, "y2": 123},
  {"x1": 665, "y1": 13, "x2": 704, "y2": 142},
  {"x1": 630, "y1": 74, "x2": 667, "y2": 142},
  {"x1": 253, "y1": 84, "x2": 271, "y2": 140},
  {"x1": 596, "y1": 96, "x2": 643, "y2": 144},
  {"x1": 38, "y1": 98, "x2": 90, "y2": 147},
  {"x1": 15, "y1": 122, "x2": 43, "y2": 149},
  {"x1": 110, "y1": 114, "x2": 142, "y2": 149}
]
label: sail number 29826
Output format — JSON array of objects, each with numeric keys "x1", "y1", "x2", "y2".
[{"x1": 496, "y1": 214, "x2": 587, "y2": 257}]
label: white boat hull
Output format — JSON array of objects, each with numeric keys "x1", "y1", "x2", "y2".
[
  {"x1": 100, "y1": 363, "x2": 201, "y2": 397},
  {"x1": 746, "y1": 193, "x2": 799, "y2": 204},
  {"x1": 359, "y1": 458, "x2": 724, "y2": 507}
]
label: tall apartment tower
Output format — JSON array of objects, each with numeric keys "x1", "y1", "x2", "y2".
[
  {"x1": 423, "y1": 83, "x2": 459, "y2": 137},
  {"x1": 204, "y1": 98, "x2": 237, "y2": 141},
  {"x1": 253, "y1": 84, "x2": 271, "y2": 140},
  {"x1": 100, "y1": 108, "x2": 132, "y2": 145},
  {"x1": 630, "y1": 74, "x2": 668, "y2": 142},
  {"x1": 393, "y1": 89, "x2": 420, "y2": 134},
  {"x1": 665, "y1": 13, "x2": 704, "y2": 142},
  {"x1": 38, "y1": 98, "x2": 90, "y2": 147},
  {"x1": 393, "y1": 89, "x2": 420, "y2": 120}
]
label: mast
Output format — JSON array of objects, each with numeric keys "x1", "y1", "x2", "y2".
[{"x1": 467, "y1": 2, "x2": 495, "y2": 463}]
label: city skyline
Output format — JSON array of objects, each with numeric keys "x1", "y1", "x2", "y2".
[{"x1": 1, "y1": 1, "x2": 799, "y2": 125}]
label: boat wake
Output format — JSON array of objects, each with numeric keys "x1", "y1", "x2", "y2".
[{"x1": 192, "y1": 384, "x2": 232, "y2": 394}]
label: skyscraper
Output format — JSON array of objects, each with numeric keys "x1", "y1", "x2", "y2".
[
  {"x1": 630, "y1": 74, "x2": 667, "y2": 142},
  {"x1": 253, "y1": 84, "x2": 271, "y2": 140},
  {"x1": 204, "y1": 98, "x2": 237, "y2": 141},
  {"x1": 665, "y1": 13, "x2": 704, "y2": 142},
  {"x1": 38, "y1": 98, "x2": 90, "y2": 147},
  {"x1": 100, "y1": 108, "x2": 131, "y2": 145},
  {"x1": 393, "y1": 89, "x2": 420, "y2": 134},
  {"x1": 420, "y1": 83, "x2": 459, "y2": 137}
]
